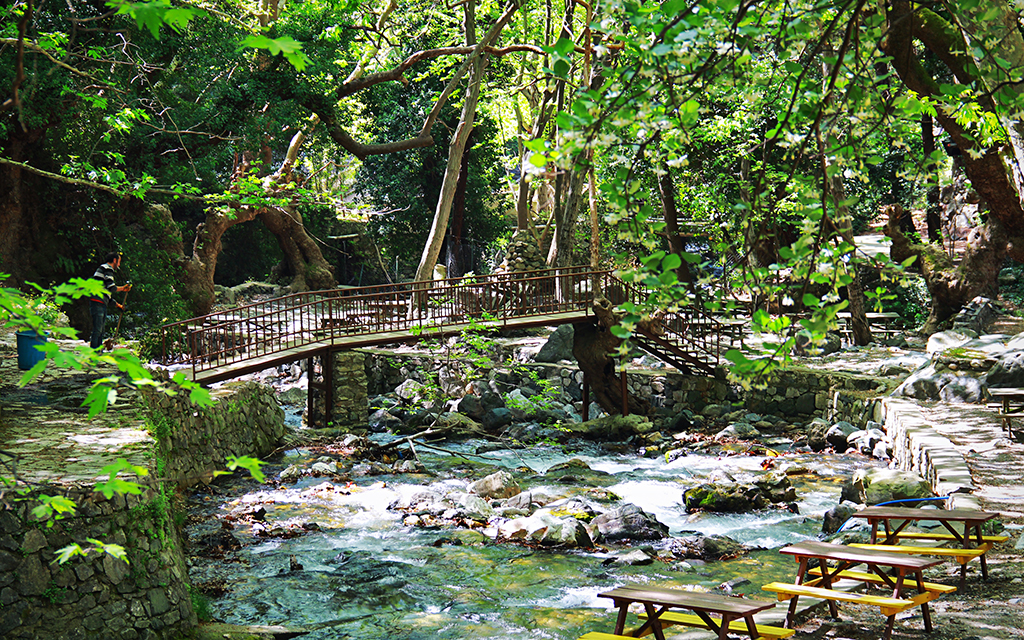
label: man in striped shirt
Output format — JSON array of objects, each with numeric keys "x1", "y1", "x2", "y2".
[{"x1": 89, "y1": 252, "x2": 132, "y2": 349}]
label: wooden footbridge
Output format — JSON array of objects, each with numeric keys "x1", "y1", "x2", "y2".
[{"x1": 157, "y1": 267, "x2": 733, "y2": 391}]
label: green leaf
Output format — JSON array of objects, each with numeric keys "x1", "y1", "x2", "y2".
[
  {"x1": 226, "y1": 455, "x2": 267, "y2": 483},
  {"x1": 662, "y1": 253, "x2": 682, "y2": 271},
  {"x1": 609, "y1": 325, "x2": 632, "y2": 339},
  {"x1": 53, "y1": 544, "x2": 88, "y2": 565}
]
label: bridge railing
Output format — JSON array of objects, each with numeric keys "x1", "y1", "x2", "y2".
[
  {"x1": 158, "y1": 267, "x2": 615, "y2": 375},
  {"x1": 156, "y1": 266, "x2": 736, "y2": 378}
]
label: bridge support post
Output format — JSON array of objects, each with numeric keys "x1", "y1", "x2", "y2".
[
  {"x1": 581, "y1": 373, "x2": 589, "y2": 422},
  {"x1": 308, "y1": 350, "x2": 368, "y2": 429},
  {"x1": 620, "y1": 368, "x2": 629, "y2": 416}
]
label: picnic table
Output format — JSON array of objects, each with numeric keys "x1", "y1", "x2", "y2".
[
  {"x1": 848, "y1": 505, "x2": 1007, "y2": 589},
  {"x1": 986, "y1": 387, "x2": 1024, "y2": 437},
  {"x1": 762, "y1": 540, "x2": 946, "y2": 640},
  {"x1": 836, "y1": 311, "x2": 901, "y2": 342},
  {"x1": 590, "y1": 584, "x2": 786, "y2": 640}
]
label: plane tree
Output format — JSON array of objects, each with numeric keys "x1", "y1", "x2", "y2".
[
  {"x1": 0, "y1": 0, "x2": 529, "y2": 317},
  {"x1": 547, "y1": 0, "x2": 1024, "y2": 382}
]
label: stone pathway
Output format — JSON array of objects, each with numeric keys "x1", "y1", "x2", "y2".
[{"x1": 0, "y1": 329, "x2": 151, "y2": 486}]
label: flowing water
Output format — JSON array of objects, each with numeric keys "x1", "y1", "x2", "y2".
[{"x1": 186, "y1": 438, "x2": 866, "y2": 639}]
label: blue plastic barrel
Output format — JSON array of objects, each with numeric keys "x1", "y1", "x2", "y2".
[{"x1": 16, "y1": 330, "x2": 48, "y2": 370}]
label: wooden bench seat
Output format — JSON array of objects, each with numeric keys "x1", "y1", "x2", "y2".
[
  {"x1": 638, "y1": 611, "x2": 794, "y2": 639},
  {"x1": 761, "y1": 582, "x2": 940, "y2": 617},
  {"x1": 849, "y1": 542, "x2": 993, "y2": 565},
  {"x1": 806, "y1": 567, "x2": 956, "y2": 594},
  {"x1": 578, "y1": 633, "x2": 634, "y2": 640},
  {"x1": 890, "y1": 531, "x2": 1008, "y2": 544}
]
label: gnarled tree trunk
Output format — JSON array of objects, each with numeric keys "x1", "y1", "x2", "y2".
[
  {"x1": 572, "y1": 297, "x2": 652, "y2": 416},
  {"x1": 883, "y1": 206, "x2": 1005, "y2": 334}
]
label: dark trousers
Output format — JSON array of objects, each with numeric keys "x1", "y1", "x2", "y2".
[{"x1": 90, "y1": 300, "x2": 108, "y2": 349}]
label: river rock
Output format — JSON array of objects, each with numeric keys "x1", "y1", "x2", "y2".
[
  {"x1": 542, "y1": 498, "x2": 599, "y2": 522},
  {"x1": 499, "y1": 513, "x2": 593, "y2": 547},
  {"x1": 927, "y1": 330, "x2": 973, "y2": 354},
  {"x1": 502, "y1": 491, "x2": 551, "y2": 511},
  {"x1": 607, "y1": 549, "x2": 654, "y2": 566},
  {"x1": 822, "y1": 500, "x2": 860, "y2": 535},
  {"x1": 454, "y1": 493, "x2": 495, "y2": 521},
  {"x1": 753, "y1": 471, "x2": 797, "y2": 503},
  {"x1": 683, "y1": 482, "x2": 767, "y2": 512},
  {"x1": 368, "y1": 409, "x2": 403, "y2": 433},
  {"x1": 481, "y1": 407, "x2": 514, "y2": 431},
  {"x1": 591, "y1": 504, "x2": 669, "y2": 541},
  {"x1": 716, "y1": 422, "x2": 760, "y2": 439},
  {"x1": 847, "y1": 428, "x2": 886, "y2": 456},
  {"x1": 826, "y1": 421, "x2": 859, "y2": 451},
  {"x1": 666, "y1": 534, "x2": 746, "y2": 560},
  {"x1": 567, "y1": 414, "x2": 654, "y2": 441},
  {"x1": 436, "y1": 411, "x2": 482, "y2": 434},
  {"x1": 468, "y1": 470, "x2": 521, "y2": 500},
  {"x1": 389, "y1": 489, "x2": 445, "y2": 514},
  {"x1": 806, "y1": 418, "x2": 831, "y2": 452},
  {"x1": 310, "y1": 461, "x2": 338, "y2": 475},
  {"x1": 535, "y1": 324, "x2": 575, "y2": 363},
  {"x1": 894, "y1": 363, "x2": 984, "y2": 402},
  {"x1": 394, "y1": 379, "x2": 428, "y2": 403},
  {"x1": 451, "y1": 394, "x2": 484, "y2": 420},
  {"x1": 840, "y1": 468, "x2": 933, "y2": 506}
]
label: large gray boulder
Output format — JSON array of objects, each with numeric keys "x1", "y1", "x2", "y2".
[
  {"x1": 535, "y1": 324, "x2": 575, "y2": 363},
  {"x1": 894, "y1": 364, "x2": 984, "y2": 402},
  {"x1": 826, "y1": 421, "x2": 859, "y2": 451},
  {"x1": 567, "y1": 414, "x2": 654, "y2": 441},
  {"x1": 666, "y1": 534, "x2": 746, "y2": 561},
  {"x1": 985, "y1": 350, "x2": 1024, "y2": 389},
  {"x1": 683, "y1": 482, "x2": 767, "y2": 512},
  {"x1": 468, "y1": 470, "x2": 521, "y2": 500},
  {"x1": 498, "y1": 513, "x2": 593, "y2": 547},
  {"x1": 806, "y1": 418, "x2": 831, "y2": 452},
  {"x1": 451, "y1": 394, "x2": 484, "y2": 420},
  {"x1": 822, "y1": 501, "x2": 860, "y2": 535},
  {"x1": 591, "y1": 504, "x2": 669, "y2": 541},
  {"x1": 840, "y1": 468, "x2": 933, "y2": 506},
  {"x1": 481, "y1": 407, "x2": 514, "y2": 431}
]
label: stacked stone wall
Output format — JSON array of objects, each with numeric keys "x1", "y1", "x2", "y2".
[
  {"x1": 2, "y1": 377, "x2": 286, "y2": 639},
  {"x1": 364, "y1": 352, "x2": 899, "y2": 421},
  {"x1": 144, "y1": 375, "x2": 285, "y2": 487},
  {"x1": 309, "y1": 351, "x2": 368, "y2": 428},
  {"x1": 0, "y1": 487, "x2": 196, "y2": 640}
]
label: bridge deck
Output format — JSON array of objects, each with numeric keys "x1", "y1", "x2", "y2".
[
  {"x1": 177, "y1": 310, "x2": 592, "y2": 385},
  {"x1": 159, "y1": 268, "x2": 732, "y2": 387}
]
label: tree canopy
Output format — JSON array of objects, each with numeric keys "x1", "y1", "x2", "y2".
[{"x1": 4, "y1": 0, "x2": 1024, "y2": 378}]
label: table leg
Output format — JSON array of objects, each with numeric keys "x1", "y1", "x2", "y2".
[
  {"x1": 910, "y1": 570, "x2": 933, "y2": 632},
  {"x1": 716, "y1": 613, "x2": 735, "y2": 640},
  {"x1": 785, "y1": 557, "x2": 809, "y2": 627},
  {"x1": 743, "y1": 614, "x2": 760, "y2": 640},
  {"x1": 642, "y1": 603, "x2": 667, "y2": 640},
  {"x1": 613, "y1": 605, "x2": 628, "y2": 635},
  {"x1": 973, "y1": 524, "x2": 990, "y2": 580},
  {"x1": 694, "y1": 610, "x2": 725, "y2": 640},
  {"x1": 816, "y1": 558, "x2": 839, "y2": 618}
]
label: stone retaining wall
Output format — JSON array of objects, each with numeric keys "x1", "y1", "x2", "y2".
[
  {"x1": 1, "y1": 379, "x2": 286, "y2": 639},
  {"x1": 874, "y1": 398, "x2": 979, "y2": 509},
  {"x1": 144, "y1": 376, "x2": 286, "y2": 487},
  {"x1": 0, "y1": 487, "x2": 196, "y2": 640},
  {"x1": 364, "y1": 351, "x2": 897, "y2": 422}
]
